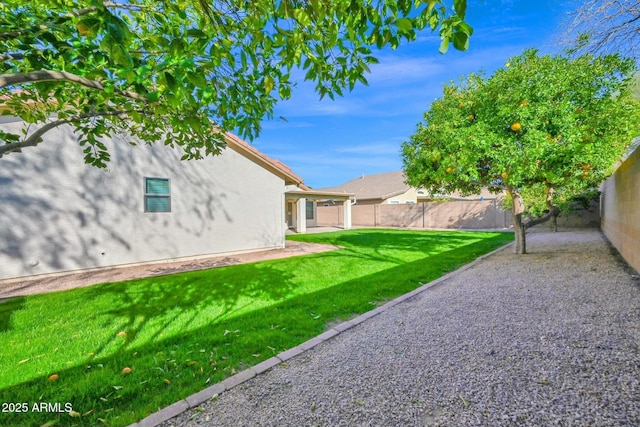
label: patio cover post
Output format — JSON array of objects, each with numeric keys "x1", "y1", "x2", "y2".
[
  {"x1": 343, "y1": 199, "x2": 352, "y2": 230},
  {"x1": 296, "y1": 197, "x2": 307, "y2": 233}
]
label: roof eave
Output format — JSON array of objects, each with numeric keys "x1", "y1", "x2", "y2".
[{"x1": 224, "y1": 133, "x2": 304, "y2": 186}]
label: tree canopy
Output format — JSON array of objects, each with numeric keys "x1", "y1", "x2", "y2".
[
  {"x1": 0, "y1": 0, "x2": 472, "y2": 167},
  {"x1": 402, "y1": 49, "x2": 640, "y2": 253}
]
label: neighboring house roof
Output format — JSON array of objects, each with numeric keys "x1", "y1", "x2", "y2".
[
  {"x1": 224, "y1": 132, "x2": 305, "y2": 187},
  {"x1": 317, "y1": 170, "x2": 410, "y2": 201}
]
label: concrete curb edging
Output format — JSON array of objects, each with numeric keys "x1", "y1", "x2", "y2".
[{"x1": 130, "y1": 240, "x2": 515, "y2": 427}]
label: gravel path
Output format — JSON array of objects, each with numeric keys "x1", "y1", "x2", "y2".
[{"x1": 161, "y1": 230, "x2": 640, "y2": 427}]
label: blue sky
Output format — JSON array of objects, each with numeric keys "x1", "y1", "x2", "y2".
[{"x1": 252, "y1": 0, "x2": 576, "y2": 189}]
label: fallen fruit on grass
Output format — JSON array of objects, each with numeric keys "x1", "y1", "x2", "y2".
[
  {"x1": 48, "y1": 374, "x2": 59, "y2": 381},
  {"x1": 121, "y1": 367, "x2": 132, "y2": 375},
  {"x1": 117, "y1": 331, "x2": 127, "y2": 337},
  {"x1": 510, "y1": 122, "x2": 522, "y2": 131}
]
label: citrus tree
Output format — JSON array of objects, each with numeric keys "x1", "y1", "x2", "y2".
[
  {"x1": 402, "y1": 49, "x2": 640, "y2": 254},
  {"x1": 0, "y1": 0, "x2": 472, "y2": 167}
]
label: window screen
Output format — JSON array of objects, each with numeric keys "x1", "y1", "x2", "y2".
[
  {"x1": 306, "y1": 200, "x2": 314, "y2": 220},
  {"x1": 144, "y1": 178, "x2": 171, "y2": 212}
]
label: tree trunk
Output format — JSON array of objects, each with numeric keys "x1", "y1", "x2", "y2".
[
  {"x1": 512, "y1": 211, "x2": 527, "y2": 254},
  {"x1": 508, "y1": 187, "x2": 527, "y2": 254}
]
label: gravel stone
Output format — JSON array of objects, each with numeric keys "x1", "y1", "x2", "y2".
[{"x1": 161, "y1": 230, "x2": 640, "y2": 427}]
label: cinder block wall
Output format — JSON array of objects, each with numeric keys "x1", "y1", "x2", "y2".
[
  {"x1": 601, "y1": 147, "x2": 640, "y2": 273},
  {"x1": 318, "y1": 200, "x2": 511, "y2": 229},
  {"x1": 317, "y1": 205, "x2": 344, "y2": 226}
]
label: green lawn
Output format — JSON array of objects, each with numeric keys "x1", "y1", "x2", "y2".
[{"x1": 0, "y1": 229, "x2": 512, "y2": 426}]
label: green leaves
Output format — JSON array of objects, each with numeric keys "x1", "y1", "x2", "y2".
[
  {"x1": 439, "y1": 37, "x2": 450, "y2": 54},
  {"x1": 394, "y1": 17, "x2": 413, "y2": 33},
  {"x1": 264, "y1": 75, "x2": 275, "y2": 94},
  {"x1": 453, "y1": 0, "x2": 467, "y2": 18},
  {"x1": 1, "y1": 0, "x2": 472, "y2": 165},
  {"x1": 75, "y1": 17, "x2": 101, "y2": 37},
  {"x1": 403, "y1": 49, "x2": 640, "y2": 224}
]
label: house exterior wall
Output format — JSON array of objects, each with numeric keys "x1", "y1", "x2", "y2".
[
  {"x1": 0, "y1": 118, "x2": 286, "y2": 280},
  {"x1": 284, "y1": 197, "x2": 317, "y2": 229},
  {"x1": 383, "y1": 188, "x2": 418, "y2": 204},
  {"x1": 601, "y1": 146, "x2": 640, "y2": 273},
  {"x1": 306, "y1": 200, "x2": 318, "y2": 228}
]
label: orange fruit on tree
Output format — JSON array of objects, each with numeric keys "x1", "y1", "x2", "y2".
[
  {"x1": 510, "y1": 122, "x2": 522, "y2": 131},
  {"x1": 501, "y1": 172, "x2": 508, "y2": 179},
  {"x1": 445, "y1": 167, "x2": 454, "y2": 173}
]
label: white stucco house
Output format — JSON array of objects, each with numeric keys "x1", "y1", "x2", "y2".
[{"x1": 0, "y1": 117, "x2": 351, "y2": 281}]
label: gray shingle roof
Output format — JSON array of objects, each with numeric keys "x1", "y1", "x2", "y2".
[{"x1": 317, "y1": 171, "x2": 410, "y2": 201}]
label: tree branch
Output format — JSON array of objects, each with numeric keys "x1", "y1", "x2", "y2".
[
  {"x1": 523, "y1": 184, "x2": 560, "y2": 229},
  {"x1": 0, "y1": 110, "x2": 129, "y2": 157},
  {"x1": 524, "y1": 205, "x2": 560, "y2": 229},
  {"x1": 0, "y1": 70, "x2": 149, "y2": 103},
  {"x1": 0, "y1": 53, "x2": 24, "y2": 61},
  {"x1": 564, "y1": 0, "x2": 640, "y2": 56}
]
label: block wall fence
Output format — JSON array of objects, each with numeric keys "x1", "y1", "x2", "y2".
[
  {"x1": 318, "y1": 200, "x2": 511, "y2": 230},
  {"x1": 601, "y1": 146, "x2": 640, "y2": 273}
]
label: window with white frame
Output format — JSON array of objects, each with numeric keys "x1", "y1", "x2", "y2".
[
  {"x1": 306, "y1": 200, "x2": 314, "y2": 220},
  {"x1": 144, "y1": 177, "x2": 171, "y2": 212}
]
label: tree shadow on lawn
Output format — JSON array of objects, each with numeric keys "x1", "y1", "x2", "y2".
[
  {"x1": 83, "y1": 260, "x2": 300, "y2": 358},
  {"x1": 0, "y1": 234, "x2": 511, "y2": 427},
  {"x1": 0, "y1": 296, "x2": 26, "y2": 333}
]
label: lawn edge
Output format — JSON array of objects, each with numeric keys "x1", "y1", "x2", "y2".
[{"x1": 130, "y1": 238, "x2": 515, "y2": 427}]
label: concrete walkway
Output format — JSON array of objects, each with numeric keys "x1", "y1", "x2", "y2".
[
  {"x1": 135, "y1": 230, "x2": 640, "y2": 427},
  {"x1": 0, "y1": 241, "x2": 340, "y2": 299}
]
